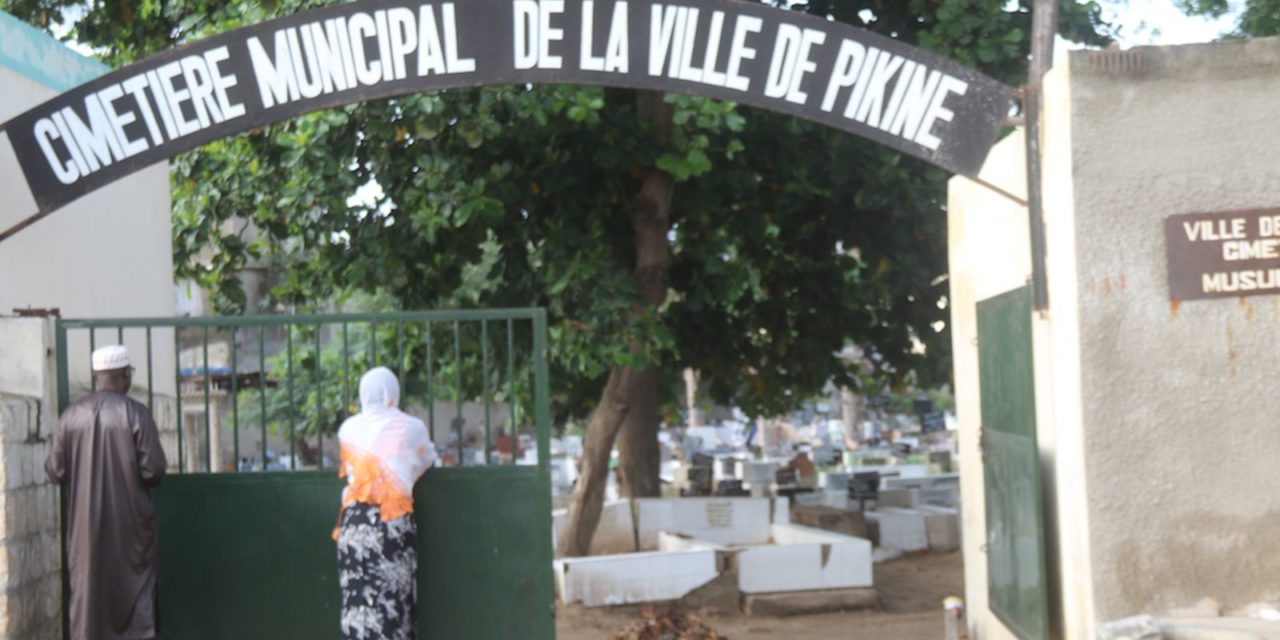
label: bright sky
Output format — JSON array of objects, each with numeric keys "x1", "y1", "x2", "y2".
[{"x1": 1100, "y1": 0, "x2": 1241, "y2": 46}]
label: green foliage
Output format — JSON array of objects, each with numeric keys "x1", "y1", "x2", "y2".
[
  {"x1": 3, "y1": 0, "x2": 1113, "y2": 420},
  {"x1": 1178, "y1": 0, "x2": 1280, "y2": 37},
  {"x1": 244, "y1": 318, "x2": 534, "y2": 441}
]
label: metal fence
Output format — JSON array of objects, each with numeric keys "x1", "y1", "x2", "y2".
[{"x1": 55, "y1": 308, "x2": 552, "y2": 474}]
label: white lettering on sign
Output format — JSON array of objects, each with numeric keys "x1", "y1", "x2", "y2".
[
  {"x1": 580, "y1": 1, "x2": 629, "y2": 73},
  {"x1": 514, "y1": 0, "x2": 565, "y2": 70},
  {"x1": 1183, "y1": 218, "x2": 1247, "y2": 241},
  {"x1": 1261, "y1": 215, "x2": 1280, "y2": 238},
  {"x1": 764, "y1": 24, "x2": 826, "y2": 105},
  {"x1": 1222, "y1": 238, "x2": 1280, "y2": 261},
  {"x1": 820, "y1": 39, "x2": 967, "y2": 150},
  {"x1": 250, "y1": 4, "x2": 475, "y2": 108},
  {"x1": 1166, "y1": 209, "x2": 1280, "y2": 301},
  {"x1": 31, "y1": 45, "x2": 245, "y2": 185},
  {"x1": 18, "y1": 0, "x2": 1004, "y2": 198},
  {"x1": 1202, "y1": 269, "x2": 1280, "y2": 293},
  {"x1": 648, "y1": 6, "x2": 760, "y2": 92}
]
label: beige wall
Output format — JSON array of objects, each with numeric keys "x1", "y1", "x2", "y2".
[
  {"x1": 1066, "y1": 40, "x2": 1280, "y2": 622},
  {"x1": 0, "y1": 61, "x2": 176, "y2": 395},
  {"x1": 949, "y1": 128, "x2": 1037, "y2": 640},
  {"x1": 950, "y1": 38, "x2": 1280, "y2": 638}
]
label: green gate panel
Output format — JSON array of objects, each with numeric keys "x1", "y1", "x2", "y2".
[
  {"x1": 977, "y1": 285, "x2": 1049, "y2": 640},
  {"x1": 418, "y1": 466, "x2": 554, "y2": 639},
  {"x1": 155, "y1": 467, "x2": 553, "y2": 639}
]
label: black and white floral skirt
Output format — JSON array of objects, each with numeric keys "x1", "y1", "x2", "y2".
[{"x1": 337, "y1": 502, "x2": 418, "y2": 640}]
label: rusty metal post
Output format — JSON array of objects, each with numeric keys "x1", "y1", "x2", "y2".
[{"x1": 1026, "y1": 0, "x2": 1059, "y2": 311}]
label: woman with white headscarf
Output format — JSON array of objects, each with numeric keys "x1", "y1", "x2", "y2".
[{"x1": 335, "y1": 367, "x2": 436, "y2": 640}]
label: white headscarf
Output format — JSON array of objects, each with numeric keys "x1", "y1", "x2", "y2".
[
  {"x1": 358, "y1": 366, "x2": 401, "y2": 413},
  {"x1": 337, "y1": 367, "x2": 436, "y2": 520}
]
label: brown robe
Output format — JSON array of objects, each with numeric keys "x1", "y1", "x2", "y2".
[{"x1": 46, "y1": 391, "x2": 167, "y2": 640}]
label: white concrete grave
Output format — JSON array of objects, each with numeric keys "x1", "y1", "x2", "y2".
[
  {"x1": 867, "y1": 507, "x2": 929, "y2": 552},
  {"x1": 554, "y1": 549, "x2": 720, "y2": 607},
  {"x1": 737, "y1": 524, "x2": 874, "y2": 594},
  {"x1": 917, "y1": 505, "x2": 961, "y2": 552},
  {"x1": 878, "y1": 488, "x2": 921, "y2": 509},
  {"x1": 635, "y1": 497, "x2": 772, "y2": 550}
]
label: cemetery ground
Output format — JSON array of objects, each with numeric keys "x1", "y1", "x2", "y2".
[{"x1": 557, "y1": 550, "x2": 964, "y2": 639}]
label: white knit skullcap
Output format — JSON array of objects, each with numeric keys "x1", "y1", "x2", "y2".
[{"x1": 91, "y1": 345, "x2": 130, "y2": 372}]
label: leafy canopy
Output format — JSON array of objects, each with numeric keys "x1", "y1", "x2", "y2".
[{"x1": 3, "y1": 0, "x2": 1111, "y2": 421}]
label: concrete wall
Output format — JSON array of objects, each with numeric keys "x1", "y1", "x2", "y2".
[
  {"x1": 0, "y1": 318, "x2": 61, "y2": 640},
  {"x1": 0, "y1": 395, "x2": 59, "y2": 640},
  {"x1": 0, "y1": 11, "x2": 176, "y2": 395},
  {"x1": 950, "y1": 38, "x2": 1280, "y2": 639},
  {"x1": 948, "y1": 127, "x2": 1035, "y2": 640},
  {"x1": 0, "y1": 317, "x2": 184, "y2": 640},
  {"x1": 1066, "y1": 40, "x2": 1280, "y2": 623}
]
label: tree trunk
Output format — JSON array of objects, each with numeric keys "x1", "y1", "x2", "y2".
[
  {"x1": 618, "y1": 367, "x2": 661, "y2": 497},
  {"x1": 561, "y1": 90, "x2": 674, "y2": 553},
  {"x1": 560, "y1": 368, "x2": 635, "y2": 557},
  {"x1": 841, "y1": 386, "x2": 862, "y2": 450},
  {"x1": 617, "y1": 164, "x2": 673, "y2": 499}
]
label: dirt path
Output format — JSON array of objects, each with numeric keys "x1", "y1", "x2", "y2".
[{"x1": 557, "y1": 551, "x2": 965, "y2": 640}]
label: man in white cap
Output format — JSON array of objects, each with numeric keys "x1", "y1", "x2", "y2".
[{"x1": 46, "y1": 345, "x2": 167, "y2": 640}]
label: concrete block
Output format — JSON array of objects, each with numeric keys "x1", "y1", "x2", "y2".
[
  {"x1": 917, "y1": 506, "x2": 961, "y2": 552},
  {"x1": 551, "y1": 499, "x2": 636, "y2": 557},
  {"x1": 1, "y1": 444, "x2": 50, "y2": 491},
  {"x1": 1098, "y1": 615, "x2": 1161, "y2": 640},
  {"x1": 818, "y1": 471, "x2": 850, "y2": 492},
  {"x1": 866, "y1": 508, "x2": 928, "y2": 552},
  {"x1": 790, "y1": 505, "x2": 867, "y2": 539},
  {"x1": 554, "y1": 549, "x2": 719, "y2": 607},
  {"x1": 895, "y1": 464, "x2": 929, "y2": 478},
  {"x1": 0, "y1": 397, "x2": 38, "y2": 443},
  {"x1": 0, "y1": 320, "x2": 49, "y2": 399},
  {"x1": 919, "y1": 486, "x2": 960, "y2": 509},
  {"x1": 883, "y1": 472, "x2": 959, "y2": 491},
  {"x1": 737, "y1": 524, "x2": 873, "y2": 594},
  {"x1": 1159, "y1": 617, "x2": 1280, "y2": 640},
  {"x1": 656, "y1": 531, "x2": 727, "y2": 552},
  {"x1": 741, "y1": 461, "x2": 776, "y2": 495},
  {"x1": 742, "y1": 587, "x2": 879, "y2": 616},
  {"x1": 635, "y1": 497, "x2": 771, "y2": 550},
  {"x1": 878, "y1": 488, "x2": 920, "y2": 509},
  {"x1": 771, "y1": 496, "x2": 790, "y2": 525}
]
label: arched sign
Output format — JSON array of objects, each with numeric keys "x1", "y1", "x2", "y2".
[{"x1": 0, "y1": 0, "x2": 1015, "y2": 241}]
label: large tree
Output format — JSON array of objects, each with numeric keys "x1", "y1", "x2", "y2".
[{"x1": 5, "y1": 0, "x2": 1110, "y2": 555}]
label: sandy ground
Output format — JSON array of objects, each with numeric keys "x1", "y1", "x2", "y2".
[{"x1": 557, "y1": 551, "x2": 965, "y2": 640}]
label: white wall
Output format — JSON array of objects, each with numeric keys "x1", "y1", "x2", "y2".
[
  {"x1": 0, "y1": 28, "x2": 176, "y2": 395},
  {"x1": 947, "y1": 127, "x2": 1033, "y2": 640}
]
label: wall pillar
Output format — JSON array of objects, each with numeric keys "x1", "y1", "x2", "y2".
[{"x1": 0, "y1": 318, "x2": 61, "y2": 640}]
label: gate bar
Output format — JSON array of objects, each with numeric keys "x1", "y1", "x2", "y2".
[
  {"x1": 286, "y1": 326, "x2": 295, "y2": 471},
  {"x1": 202, "y1": 326, "x2": 211, "y2": 473},
  {"x1": 259, "y1": 325, "x2": 268, "y2": 471},
  {"x1": 482, "y1": 320, "x2": 491, "y2": 465},
  {"x1": 174, "y1": 328, "x2": 183, "y2": 472}
]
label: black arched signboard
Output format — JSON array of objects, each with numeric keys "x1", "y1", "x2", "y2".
[{"x1": 0, "y1": 0, "x2": 1014, "y2": 241}]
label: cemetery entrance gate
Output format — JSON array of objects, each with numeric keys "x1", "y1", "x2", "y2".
[
  {"x1": 6, "y1": 2, "x2": 1049, "y2": 638},
  {"x1": 55, "y1": 309, "x2": 554, "y2": 639}
]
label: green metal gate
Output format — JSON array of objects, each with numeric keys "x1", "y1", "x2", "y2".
[
  {"x1": 977, "y1": 286, "x2": 1049, "y2": 640},
  {"x1": 55, "y1": 309, "x2": 555, "y2": 639}
]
